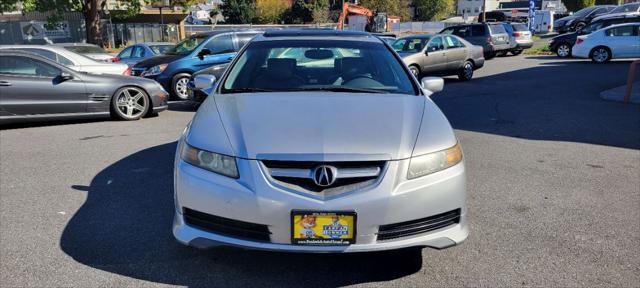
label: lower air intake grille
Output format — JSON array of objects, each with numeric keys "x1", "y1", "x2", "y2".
[
  {"x1": 183, "y1": 208, "x2": 271, "y2": 242},
  {"x1": 377, "y1": 209, "x2": 461, "y2": 241}
]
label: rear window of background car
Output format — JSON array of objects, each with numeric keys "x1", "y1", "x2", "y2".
[
  {"x1": 488, "y1": 24, "x2": 507, "y2": 34},
  {"x1": 512, "y1": 24, "x2": 529, "y2": 31}
]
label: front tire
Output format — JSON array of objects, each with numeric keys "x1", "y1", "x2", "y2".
[
  {"x1": 457, "y1": 61, "x2": 474, "y2": 81},
  {"x1": 555, "y1": 43, "x2": 572, "y2": 58},
  {"x1": 111, "y1": 86, "x2": 150, "y2": 121},
  {"x1": 590, "y1": 46, "x2": 611, "y2": 63},
  {"x1": 171, "y1": 73, "x2": 191, "y2": 100},
  {"x1": 408, "y1": 65, "x2": 421, "y2": 78}
]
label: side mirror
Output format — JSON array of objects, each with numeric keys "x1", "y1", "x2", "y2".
[
  {"x1": 59, "y1": 72, "x2": 73, "y2": 81},
  {"x1": 197, "y1": 48, "x2": 211, "y2": 60},
  {"x1": 424, "y1": 50, "x2": 429, "y2": 56},
  {"x1": 421, "y1": 76, "x2": 444, "y2": 93},
  {"x1": 193, "y1": 74, "x2": 216, "y2": 90}
]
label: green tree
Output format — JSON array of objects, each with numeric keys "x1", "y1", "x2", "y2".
[
  {"x1": 563, "y1": 0, "x2": 597, "y2": 12},
  {"x1": 256, "y1": 0, "x2": 289, "y2": 23},
  {"x1": 0, "y1": 0, "x2": 195, "y2": 47},
  {"x1": 358, "y1": 0, "x2": 411, "y2": 21},
  {"x1": 283, "y1": 0, "x2": 332, "y2": 24},
  {"x1": 413, "y1": 0, "x2": 455, "y2": 21},
  {"x1": 220, "y1": 0, "x2": 255, "y2": 24}
]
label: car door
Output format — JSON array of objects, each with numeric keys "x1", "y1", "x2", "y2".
[
  {"x1": 193, "y1": 33, "x2": 236, "y2": 70},
  {"x1": 444, "y1": 35, "x2": 467, "y2": 70},
  {"x1": 422, "y1": 36, "x2": 448, "y2": 73},
  {"x1": 0, "y1": 55, "x2": 87, "y2": 115},
  {"x1": 605, "y1": 25, "x2": 638, "y2": 57}
]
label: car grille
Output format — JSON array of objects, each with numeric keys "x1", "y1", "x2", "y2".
[
  {"x1": 261, "y1": 160, "x2": 386, "y2": 196},
  {"x1": 183, "y1": 208, "x2": 271, "y2": 242},
  {"x1": 377, "y1": 209, "x2": 461, "y2": 241},
  {"x1": 131, "y1": 68, "x2": 145, "y2": 76}
]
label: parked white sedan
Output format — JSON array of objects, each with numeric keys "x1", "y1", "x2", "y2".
[
  {"x1": 0, "y1": 45, "x2": 130, "y2": 75},
  {"x1": 572, "y1": 23, "x2": 640, "y2": 63}
]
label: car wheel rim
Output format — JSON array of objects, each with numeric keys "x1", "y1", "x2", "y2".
[
  {"x1": 558, "y1": 45, "x2": 570, "y2": 57},
  {"x1": 116, "y1": 88, "x2": 147, "y2": 118},
  {"x1": 593, "y1": 49, "x2": 608, "y2": 62},
  {"x1": 175, "y1": 78, "x2": 189, "y2": 98},
  {"x1": 410, "y1": 67, "x2": 419, "y2": 77},
  {"x1": 464, "y1": 63, "x2": 473, "y2": 79}
]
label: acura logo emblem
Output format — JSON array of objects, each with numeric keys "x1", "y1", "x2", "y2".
[{"x1": 313, "y1": 165, "x2": 337, "y2": 187}]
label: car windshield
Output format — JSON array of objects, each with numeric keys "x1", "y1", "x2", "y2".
[
  {"x1": 572, "y1": 7, "x2": 597, "y2": 17},
  {"x1": 64, "y1": 45, "x2": 106, "y2": 54},
  {"x1": 221, "y1": 40, "x2": 416, "y2": 95},
  {"x1": 610, "y1": 3, "x2": 639, "y2": 14},
  {"x1": 149, "y1": 45, "x2": 174, "y2": 55},
  {"x1": 165, "y1": 35, "x2": 208, "y2": 55},
  {"x1": 392, "y1": 37, "x2": 431, "y2": 53}
]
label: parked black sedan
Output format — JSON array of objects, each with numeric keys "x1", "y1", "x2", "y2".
[{"x1": 0, "y1": 50, "x2": 168, "y2": 124}]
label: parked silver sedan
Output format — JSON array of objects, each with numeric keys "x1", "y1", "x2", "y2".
[
  {"x1": 392, "y1": 34, "x2": 485, "y2": 81},
  {"x1": 173, "y1": 30, "x2": 468, "y2": 252}
]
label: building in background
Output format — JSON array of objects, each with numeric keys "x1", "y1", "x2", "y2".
[{"x1": 456, "y1": 0, "x2": 567, "y2": 16}]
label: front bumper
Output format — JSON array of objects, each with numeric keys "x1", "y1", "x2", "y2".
[{"x1": 173, "y1": 150, "x2": 469, "y2": 253}]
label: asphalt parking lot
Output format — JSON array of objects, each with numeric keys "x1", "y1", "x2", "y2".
[{"x1": 1, "y1": 55, "x2": 639, "y2": 287}]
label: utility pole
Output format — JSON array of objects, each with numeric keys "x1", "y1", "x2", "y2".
[{"x1": 482, "y1": 0, "x2": 486, "y2": 22}]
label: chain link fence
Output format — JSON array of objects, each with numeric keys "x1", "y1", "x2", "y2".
[{"x1": 103, "y1": 23, "x2": 180, "y2": 49}]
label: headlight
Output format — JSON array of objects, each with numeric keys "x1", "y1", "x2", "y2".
[
  {"x1": 141, "y1": 64, "x2": 168, "y2": 76},
  {"x1": 180, "y1": 143, "x2": 239, "y2": 178},
  {"x1": 565, "y1": 19, "x2": 574, "y2": 26},
  {"x1": 407, "y1": 142, "x2": 462, "y2": 179}
]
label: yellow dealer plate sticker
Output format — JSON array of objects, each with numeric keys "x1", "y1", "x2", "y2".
[{"x1": 291, "y1": 211, "x2": 356, "y2": 245}]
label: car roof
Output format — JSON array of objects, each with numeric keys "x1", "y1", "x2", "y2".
[
  {"x1": 0, "y1": 49, "x2": 65, "y2": 66},
  {"x1": 593, "y1": 11, "x2": 640, "y2": 21},
  {"x1": 0, "y1": 44, "x2": 101, "y2": 65},
  {"x1": 399, "y1": 34, "x2": 434, "y2": 39},
  {"x1": 253, "y1": 29, "x2": 381, "y2": 43},
  {"x1": 50, "y1": 43, "x2": 100, "y2": 47},
  {"x1": 138, "y1": 42, "x2": 175, "y2": 46},
  {"x1": 190, "y1": 29, "x2": 264, "y2": 37},
  {"x1": 597, "y1": 22, "x2": 640, "y2": 30}
]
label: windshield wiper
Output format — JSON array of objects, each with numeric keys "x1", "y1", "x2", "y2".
[{"x1": 287, "y1": 87, "x2": 388, "y2": 94}]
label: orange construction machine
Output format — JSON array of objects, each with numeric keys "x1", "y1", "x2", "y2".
[{"x1": 337, "y1": 2, "x2": 399, "y2": 33}]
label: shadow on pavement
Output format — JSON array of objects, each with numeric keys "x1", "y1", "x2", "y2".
[
  {"x1": 60, "y1": 142, "x2": 422, "y2": 287},
  {"x1": 433, "y1": 59, "x2": 640, "y2": 149}
]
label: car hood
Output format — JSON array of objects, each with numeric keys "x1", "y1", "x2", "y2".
[
  {"x1": 187, "y1": 92, "x2": 426, "y2": 161},
  {"x1": 134, "y1": 54, "x2": 185, "y2": 68}
]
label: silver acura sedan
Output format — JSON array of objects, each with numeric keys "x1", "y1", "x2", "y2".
[{"x1": 173, "y1": 30, "x2": 468, "y2": 252}]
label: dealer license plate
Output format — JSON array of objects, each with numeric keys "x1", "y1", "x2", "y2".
[{"x1": 291, "y1": 211, "x2": 356, "y2": 245}]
